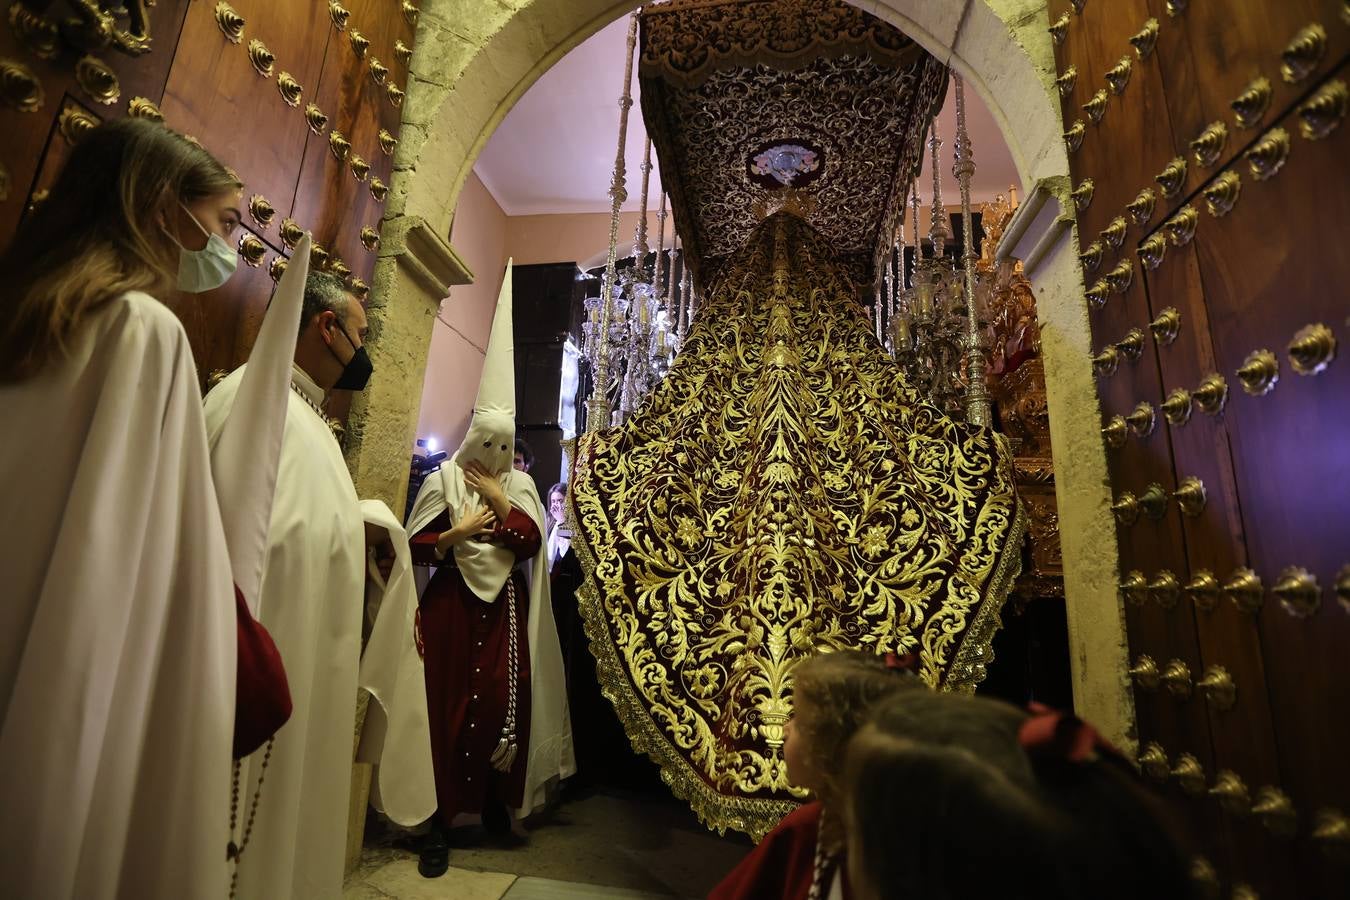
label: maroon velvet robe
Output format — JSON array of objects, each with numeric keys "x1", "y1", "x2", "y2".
[
  {"x1": 708, "y1": 801, "x2": 850, "y2": 900},
  {"x1": 412, "y1": 508, "x2": 539, "y2": 826}
]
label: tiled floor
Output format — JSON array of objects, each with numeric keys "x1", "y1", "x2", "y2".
[{"x1": 344, "y1": 786, "x2": 751, "y2": 900}]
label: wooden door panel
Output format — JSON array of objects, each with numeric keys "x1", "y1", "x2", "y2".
[
  {"x1": 159, "y1": 0, "x2": 331, "y2": 220},
  {"x1": 1185, "y1": 68, "x2": 1350, "y2": 899}
]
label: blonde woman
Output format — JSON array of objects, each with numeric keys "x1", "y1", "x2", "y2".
[{"x1": 0, "y1": 118, "x2": 288, "y2": 899}]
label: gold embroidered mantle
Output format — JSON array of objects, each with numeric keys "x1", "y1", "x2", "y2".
[{"x1": 569, "y1": 215, "x2": 1026, "y2": 838}]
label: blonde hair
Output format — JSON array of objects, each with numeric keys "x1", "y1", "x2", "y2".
[
  {"x1": 0, "y1": 117, "x2": 239, "y2": 382},
  {"x1": 789, "y1": 649, "x2": 920, "y2": 843}
]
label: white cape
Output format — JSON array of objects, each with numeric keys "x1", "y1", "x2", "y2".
[
  {"x1": 407, "y1": 464, "x2": 575, "y2": 817},
  {"x1": 204, "y1": 366, "x2": 365, "y2": 900},
  {"x1": 357, "y1": 499, "x2": 436, "y2": 826},
  {"x1": 0, "y1": 292, "x2": 235, "y2": 899}
]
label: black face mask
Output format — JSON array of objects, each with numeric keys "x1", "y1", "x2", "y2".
[{"x1": 329, "y1": 324, "x2": 374, "y2": 392}]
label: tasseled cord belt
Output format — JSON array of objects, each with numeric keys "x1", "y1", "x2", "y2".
[{"x1": 488, "y1": 576, "x2": 521, "y2": 773}]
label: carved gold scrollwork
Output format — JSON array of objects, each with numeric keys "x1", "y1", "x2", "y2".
[
  {"x1": 1288, "y1": 323, "x2": 1336, "y2": 375},
  {"x1": 1150, "y1": 307, "x2": 1180, "y2": 346},
  {"x1": 1130, "y1": 18, "x2": 1160, "y2": 58},
  {"x1": 1203, "y1": 170, "x2": 1241, "y2": 217},
  {"x1": 1298, "y1": 80, "x2": 1347, "y2": 140},
  {"x1": 9, "y1": 6, "x2": 60, "y2": 59},
  {"x1": 1079, "y1": 240, "x2": 1104, "y2": 274},
  {"x1": 1172, "y1": 476, "x2": 1206, "y2": 517},
  {"x1": 248, "y1": 195, "x2": 275, "y2": 229},
  {"x1": 1194, "y1": 373, "x2": 1228, "y2": 415},
  {"x1": 1149, "y1": 570, "x2": 1180, "y2": 609},
  {"x1": 1186, "y1": 571, "x2": 1219, "y2": 612},
  {"x1": 1056, "y1": 66, "x2": 1077, "y2": 97},
  {"x1": 1101, "y1": 216, "x2": 1128, "y2": 250},
  {"x1": 386, "y1": 83, "x2": 405, "y2": 107},
  {"x1": 1225, "y1": 568, "x2": 1264, "y2": 614},
  {"x1": 329, "y1": 1, "x2": 350, "y2": 31},
  {"x1": 310, "y1": 243, "x2": 330, "y2": 270},
  {"x1": 329, "y1": 130, "x2": 351, "y2": 161},
  {"x1": 1238, "y1": 349, "x2": 1279, "y2": 395},
  {"x1": 1117, "y1": 328, "x2": 1144, "y2": 361},
  {"x1": 1190, "y1": 121, "x2": 1228, "y2": 168},
  {"x1": 395, "y1": 40, "x2": 413, "y2": 66},
  {"x1": 1, "y1": 59, "x2": 44, "y2": 113},
  {"x1": 1138, "y1": 742, "x2": 1170, "y2": 780},
  {"x1": 247, "y1": 39, "x2": 275, "y2": 78},
  {"x1": 1092, "y1": 345, "x2": 1120, "y2": 378},
  {"x1": 1252, "y1": 787, "x2": 1297, "y2": 838},
  {"x1": 1138, "y1": 482, "x2": 1168, "y2": 519},
  {"x1": 58, "y1": 106, "x2": 99, "y2": 145},
  {"x1": 402, "y1": 1, "x2": 419, "y2": 27},
  {"x1": 237, "y1": 233, "x2": 266, "y2": 267},
  {"x1": 1172, "y1": 754, "x2": 1206, "y2": 796},
  {"x1": 128, "y1": 95, "x2": 163, "y2": 121},
  {"x1": 1312, "y1": 809, "x2": 1350, "y2": 862},
  {"x1": 330, "y1": 258, "x2": 352, "y2": 279},
  {"x1": 75, "y1": 55, "x2": 119, "y2": 106},
  {"x1": 1164, "y1": 206, "x2": 1198, "y2": 247},
  {"x1": 1104, "y1": 260, "x2": 1133, "y2": 294},
  {"x1": 1070, "y1": 178, "x2": 1093, "y2": 210},
  {"x1": 1112, "y1": 492, "x2": 1139, "y2": 526},
  {"x1": 1104, "y1": 56, "x2": 1132, "y2": 95},
  {"x1": 369, "y1": 57, "x2": 389, "y2": 86},
  {"x1": 1138, "y1": 233, "x2": 1167, "y2": 271},
  {"x1": 1162, "y1": 388, "x2": 1193, "y2": 426},
  {"x1": 1064, "y1": 120, "x2": 1086, "y2": 152},
  {"x1": 1198, "y1": 665, "x2": 1237, "y2": 711},
  {"x1": 215, "y1": 3, "x2": 245, "y2": 43},
  {"x1": 1273, "y1": 566, "x2": 1321, "y2": 617},
  {"x1": 1280, "y1": 23, "x2": 1326, "y2": 84},
  {"x1": 305, "y1": 103, "x2": 328, "y2": 135},
  {"x1": 268, "y1": 256, "x2": 287, "y2": 283},
  {"x1": 1162, "y1": 659, "x2": 1192, "y2": 699},
  {"x1": 1209, "y1": 770, "x2": 1249, "y2": 815},
  {"x1": 1048, "y1": 13, "x2": 1069, "y2": 46},
  {"x1": 369, "y1": 177, "x2": 389, "y2": 202},
  {"x1": 1231, "y1": 77, "x2": 1272, "y2": 130},
  {"x1": 349, "y1": 278, "x2": 370, "y2": 300},
  {"x1": 360, "y1": 226, "x2": 380, "y2": 252},
  {"x1": 349, "y1": 155, "x2": 370, "y2": 182},
  {"x1": 1083, "y1": 89, "x2": 1108, "y2": 123},
  {"x1": 277, "y1": 72, "x2": 303, "y2": 107},
  {"x1": 379, "y1": 129, "x2": 397, "y2": 155},
  {"x1": 1156, "y1": 156, "x2": 1187, "y2": 198},
  {"x1": 279, "y1": 218, "x2": 304, "y2": 250},
  {"x1": 1127, "y1": 187, "x2": 1156, "y2": 226},
  {"x1": 1246, "y1": 127, "x2": 1291, "y2": 181},
  {"x1": 349, "y1": 29, "x2": 370, "y2": 58},
  {"x1": 1128, "y1": 654, "x2": 1159, "y2": 688},
  {"x1": 1166, "y1": 0, "x2": 1189, "y2": 16},
  {"x1": 1102, "y1": 415, "x2": 1128, "y2": 448},
  {"x1": 1085, "y1": 279, "x2": 1109, "y2": 309}
]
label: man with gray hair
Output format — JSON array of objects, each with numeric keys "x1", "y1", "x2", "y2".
[{"x1": 203, "y1": 271, "x2": 379, "y2": 898}]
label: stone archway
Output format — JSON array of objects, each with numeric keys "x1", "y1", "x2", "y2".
[{"x1": 355, "y1": 0, "x2": 1131, "y2": 746}]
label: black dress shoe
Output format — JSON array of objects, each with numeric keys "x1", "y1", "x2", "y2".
[{"x1": 417, "y1": 826, "x2": 449, "y2": 879}]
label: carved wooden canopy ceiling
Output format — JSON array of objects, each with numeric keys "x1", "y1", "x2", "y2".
[{"x1": 639, "y1": 0, "x2": 948, "y2": 289}]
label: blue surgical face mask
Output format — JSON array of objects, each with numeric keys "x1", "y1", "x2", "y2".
[{"x1": 170, "y1": 204, "x2": 238, "y2": 293}]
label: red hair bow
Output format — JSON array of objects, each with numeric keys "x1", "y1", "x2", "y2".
[{"x1": 1018, "y1": 702, "x2": 1118, "y2": 763}]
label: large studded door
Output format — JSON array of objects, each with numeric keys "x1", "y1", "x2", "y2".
[
  {"x1": 0, "y1": 1, "x2": 416, "y2": 402},
  {"x1": 1049, "y1": 2, "x2": 1348, "y2": 897}
]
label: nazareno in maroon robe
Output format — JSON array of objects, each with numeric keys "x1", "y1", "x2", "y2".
[
  {"x1": 708, "y1": 801, "x2": 850, "y2": 900},
  {"x1": 412, "y1": 507, "x2": 538, "y2": 826}
]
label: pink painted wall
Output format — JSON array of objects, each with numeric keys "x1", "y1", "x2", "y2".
[{"x1": 415, "y1": 172, "x2": 509, "y2": 454}]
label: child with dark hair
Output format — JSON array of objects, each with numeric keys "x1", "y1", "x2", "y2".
[
  {"x1": 842, "y1": 691, "x2": 1196, "y2": 900},
  {"x1": 709, "y1": 650, "x2": 922, "y2": 900}
]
